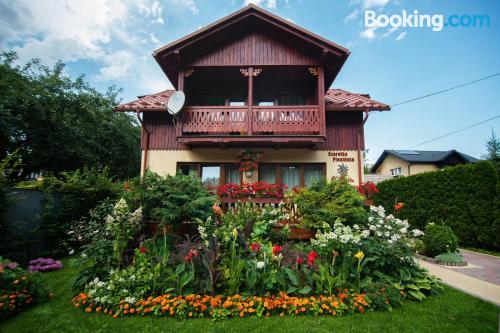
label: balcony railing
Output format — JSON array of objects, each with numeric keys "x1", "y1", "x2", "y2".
[{"x1": 181, "y1": 105, "x2": 321, "y2": 135}]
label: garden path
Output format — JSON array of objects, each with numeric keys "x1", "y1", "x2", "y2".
[{"x1": 417, "y1": 254, "x2": 500, "y2": 307}]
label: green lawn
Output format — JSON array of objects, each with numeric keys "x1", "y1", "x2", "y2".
[{"x1": 1, "y1": 258, "x2": 498, "y2": 333}]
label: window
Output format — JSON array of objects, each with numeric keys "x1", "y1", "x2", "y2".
[
  {"x1": 177, "y1": 163, "x2": 241, "y2": 187},
  {"x1": 259, "y1": 164, "x2": 277, "y2": 184},
  {"x1": 304, "y1": 165, "x2": 323, "y2": 187},
  {"x1": 201, "y1": 165, "x2": 221, "y2": 188},
  {"x1": 259, "y1": 163, "x2": 325, "y2": 189},
  {"x1": 391, "y1": 167, "x2": 402, "y2": 177},
  {"x1": 224, "y1": 164, "x2": 241, "y2": 184},
  {"x1": 229, "y1": 100, "x2": 245, "y2": 106},
  {"x1": 258, "y1": 101, "x2": 275, "y2": 106}
]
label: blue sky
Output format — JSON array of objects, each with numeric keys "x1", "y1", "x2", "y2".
[{"x1": 1, "y1": 0, "x2": 499, "y2": 163}]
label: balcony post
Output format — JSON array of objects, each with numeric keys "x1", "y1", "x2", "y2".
[
  {"x1": 176, "y1": 69, "x2": 185, "y2": 138},
  {"x1": 317, "y1": 66, "x2": 326, "y2": 137},
  {"x1": 247, "y1": 67, "x2": 253, "y2": 135}
]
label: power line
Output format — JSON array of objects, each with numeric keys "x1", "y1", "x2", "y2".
[
  {"x1": 409, "y1": 114, "x2": 500, "y2": 148},
  {"x1": 392, "y1": 72, "x2": 500, "y2": 107}
]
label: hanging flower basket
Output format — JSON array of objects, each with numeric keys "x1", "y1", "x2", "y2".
[{"x1": 238, "y1": 149, "x2": 262, "y2": 174}]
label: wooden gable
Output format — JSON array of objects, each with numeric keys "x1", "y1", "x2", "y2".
[{"x1": 186, "y1": 31, "x2": 319, "y2": 66}]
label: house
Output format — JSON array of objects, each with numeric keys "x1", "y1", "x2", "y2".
[
  {"x1": 114, "y1": 4, "x2": 390, "y2": 197},
  {"x1": 370, "y1": 149, "x2": 478, "y2": 177}
]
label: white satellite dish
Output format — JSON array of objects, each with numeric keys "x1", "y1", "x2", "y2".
[{"x1": 167, "y1": 91, "x2": 185, "y2": 115}]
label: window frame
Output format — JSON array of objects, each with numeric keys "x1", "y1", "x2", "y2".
[
  {"x1": 177, "y1": 162, "x2": 242, "y2": 185},
  {"x1": 258, "y1": 163, "x2": 326, "y2": 188}
]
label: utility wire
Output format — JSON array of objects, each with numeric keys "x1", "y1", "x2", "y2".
[
  {"x1": 392, "y1": 72, "x2": 500, "y2": 107},
  {"x1": 409, "y1": 114, "x2": 500, "y2": 148}
]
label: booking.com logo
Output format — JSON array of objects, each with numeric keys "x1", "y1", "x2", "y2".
[{"x1": 365, "y1": 10, "x2": 490, "y2": 32}]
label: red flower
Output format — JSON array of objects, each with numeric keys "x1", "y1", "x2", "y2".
[
  {"x1": 250, "y1": 243, "x2": 261, "y2": 253},
  {"x1": 184, "y1": 248, "x2": 199, "y2": 262},
  {"x1": 357, "y1": 182, "x2": 379, "y2": 199},
  {"x1": 394, "y1": 202, "x2": 405, "y2": 211},
  {"x1": 307, "y1": 250, "x2": 318, "y2": 267},
  {"x1": 296, "y1": 256, "x2": 304, "y2": 265},
  {"x1": 272, "y1": 245, "x2": 283, "y2": 256},
  {"x1": 139, "y1": 246, "x2": 147, "y2": 254}
]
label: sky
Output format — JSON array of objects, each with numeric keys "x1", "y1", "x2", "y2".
[{"x1": 1, "y1": 0, "x2": 499, "y2": 163}]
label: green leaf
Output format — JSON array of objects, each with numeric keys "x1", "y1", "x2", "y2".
[{"x1": 299, "y1": 286, "x2": 312, "y2": 295}]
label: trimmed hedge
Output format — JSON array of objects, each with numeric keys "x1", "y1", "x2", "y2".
[{"x1": 373, "y1": 161, "x2": 500, "y2": 250}]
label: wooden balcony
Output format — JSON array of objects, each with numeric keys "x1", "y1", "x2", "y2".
[{"x1": 178, "y1": 105, "x2": 325, "y2": 147}]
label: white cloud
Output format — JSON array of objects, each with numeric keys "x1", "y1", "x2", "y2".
[
  {"x1": 139, "y1": 0, "x2": 165, "y2": 23},
  {"x1": 174, "y1": 0, "x2": 199, "y2": 15},
  {"x1": 360, "y1": 26, "x2": 378, "y2": 40},
  {"x1": 362, "y1": 0, "x2": 389, "y2": 9},
  {"x1": 96, "y1": 50, "x2": 135, "y2": 81},
  {"x1": 396, "y1": 31, "x2": 407, "y2": 41},
  {"x1": 344, "y1": 9, "x2": 359, "y2": 23},
  {"x1": 244, "y1": 0, "x2": 278, "y2": 8},
  {"x1": 150, "y1": 32, "x2": 160, "y2": 44}
]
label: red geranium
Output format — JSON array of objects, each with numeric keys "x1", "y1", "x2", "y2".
[
  {"x1": 250, "y1": 243, "x2": 261, "y2": 253},
  {"x1": 394, "y1": 202, "x2": 405, "y2": 211},
  {"x1": 296, "y1": 256, "x2": 304, "y2": 265},
  {"x1": 307, "y1": 250, "x2": 318, "y2": 267},
  {"x1": 139, "y1": 246, "x2": 147, "y2": 254},
  {"x1": 184, "y1": 248, "x2": 199, "y2": 262},
  {"x1": 272, "y1": 245, "x2": 283, "y2": 256},
  {"x1": 357, "y1": 182, "x2": 379, "y2": 200}
]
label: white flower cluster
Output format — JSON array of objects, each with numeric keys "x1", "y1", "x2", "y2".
[{"x1": 312, "y1": 205, "x2": 424, "y2": 249}]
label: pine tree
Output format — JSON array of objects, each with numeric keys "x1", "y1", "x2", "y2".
[{"x1": 483, "y1": 130, "x2": 500, "y2": 163}]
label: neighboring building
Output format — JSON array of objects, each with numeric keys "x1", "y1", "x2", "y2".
[
  {"x1": 371, "y1": 150, "x2": 478, "y2": 177},
  {"x1": 114, "y1": 5, "x2": 390, "y2": 194}
]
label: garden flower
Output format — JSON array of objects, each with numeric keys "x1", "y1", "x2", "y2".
[
  {"x1": 139, "y1": 246, "x2": 147, "y2": 254},
  {"x1": 184, "y1": 248, "x2": 199, "y2": 262},
  {"x1": 250, "y1": 243, "x2": 261, "y2": 253},
  {"x1": 307, "y1": 251, "x2": 318, "y2": 267},
  {"x1": 394, "y1": 202, "x2": 405, "y2": 211},
  {"x1": 296, "y1": 256, "x2": 304, "y2": 265},
  {"x1": 212, "y1": 204, "x2": 223, "y2": 216},
  {"x1": 232, "y1": 228, "x2": 238, "y2": 239},
  {"x1": 256, "y1": 261, "x2": 265, "y2": 269},
  {"x1": 272, "y1": 245, "x2": 283, "y2": 256},
  {"x1": 354, "y1": 251, "x2": 365, "y2": 261}
]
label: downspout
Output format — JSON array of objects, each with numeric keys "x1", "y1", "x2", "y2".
[
  {"x1": 407, "y1": 163, "x2": 412, "y2": 176},
  {"x1": 356, "y1": 110, "x2": 370, "y2": 186},
  {"x1": 136, "y1": 112, "x2": 150, "y2": 178}
]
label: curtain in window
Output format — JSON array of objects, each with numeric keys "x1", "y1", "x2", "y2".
[
  {"x1": 281, "y1": 166, "x2": 300, "y2": 190},
  {"x1": 179, "y1": 164, "x2": 198, "y2": 177},
  {"x1": 304, "y1": 165, "x2": 323, "y2": 187},
  {"x1": 225, "y1": 165, "x2": 240, "y2": 184},
  {"x1": 259, "y1": 164, "x2": 276, "y2": 184}
]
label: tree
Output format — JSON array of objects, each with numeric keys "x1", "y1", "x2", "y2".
[
  {"x1": 0, "y1": 51, "x2": 140, "y2": 179},
  {"x1": 483, "y1": 130, "x2": 500, "y2": 163}
]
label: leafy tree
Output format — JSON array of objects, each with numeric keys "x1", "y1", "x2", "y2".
[
  {"x1": 483, "y1": 130, "x2": 500, "y2": 163},
  {"x1": 0, "y1": 51, "x2": 140, "y2": 179}
]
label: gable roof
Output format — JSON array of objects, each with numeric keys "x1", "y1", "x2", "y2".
[
  {"x1": 113, "y1": 88, "x2": 390, "y2": 113},
  {"x1": 153, "y1": 4, "x2": 350, "y2": 88},
  {"x1": 371, "y1": 150, "x2": 479, "y2": 172}
]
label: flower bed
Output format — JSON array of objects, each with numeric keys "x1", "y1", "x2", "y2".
[
  {"x1": 217, "y1": 182, "x2": 286, "y2": 199},
  {"x1": 0, "y1": 257, "x2": 49, "y2": 319},
  {"x1": 28, "y1": 258, "x2": 63, "y2": 272},
  {"x1": 73, "y1": 291, "x2": 369, "y2": 320}
]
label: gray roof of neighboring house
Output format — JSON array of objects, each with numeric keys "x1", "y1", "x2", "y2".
[{"x1": 371, "y1": 150, "x2": 479, "y2": 173}]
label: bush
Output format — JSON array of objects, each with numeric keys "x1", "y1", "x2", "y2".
[
  {"x1": 0, "y1": 256, "x2": 49, "y2": 319},
  {"x1": 435, "y1": 252, "x2": 465, "y2": 264},
  {"x1": 374, "y1": 161, "x2": 499, "y2": 250},
  {"x1": 423, "y1": 222, "x2": 458, "y2": 257},
  {"x1": 293, "y1": 177, "x2": 367, "y2": 230},
  {"x1": 124, "y1": 171, "x2": 215, "y2": 228}
]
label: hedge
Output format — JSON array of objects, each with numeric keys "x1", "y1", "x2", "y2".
[{"x1": 373, "y1": 161, "x2": 500, "y2": 250}]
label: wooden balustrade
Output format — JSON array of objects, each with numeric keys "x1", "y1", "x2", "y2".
[{"x1": 181, "y1": 105, "x2": 321, "y2": 135}]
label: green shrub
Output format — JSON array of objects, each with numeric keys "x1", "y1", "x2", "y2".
[
  {"x1": 435, "y1": 252, "x2": 465, "y2": 264},
  {"x1": 374, "y1": 161, "x2": 499, "y2": 250},
  {"x1": 292, "y1": 177, "x2": 367, "y2": 230},
  {"x1": 423, "y1": 222, "x2": 458, "y2": 257},
  {"x1": 124, "y1": 171, "x2": 215, "y2": 228}
]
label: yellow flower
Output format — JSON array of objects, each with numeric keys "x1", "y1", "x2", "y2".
[
  {"x1": 354, "y1": 251, "x2": 364, "y2": 261},
  {"x1": 232, "y1": 228, "x2": 238, "y2": 238}
]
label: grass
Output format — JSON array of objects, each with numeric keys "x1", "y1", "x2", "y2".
[
  {"x1": 462, "y1": 247, "x2": 500, "y2": 257},
  {"x1": 1, "y1": 258, "x2": 498, "y2": 333}
]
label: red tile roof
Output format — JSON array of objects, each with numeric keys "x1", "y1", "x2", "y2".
[
  {"x1": 114, "y1": 89, "x2": 390, "y2": 112},
  {"x1": 325, "y1": 89, "x2": 390, "y2": 111}
]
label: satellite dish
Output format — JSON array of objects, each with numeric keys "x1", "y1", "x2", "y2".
[{"x1": 167, "y1": 91, "x2": 185, "y2": 115}]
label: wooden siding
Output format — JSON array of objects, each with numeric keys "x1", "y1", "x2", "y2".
[
  {"x1": 187, "y1": 32, "x2": 319, "y2": 66},
  {"x1": 316, "y1": 112, "x2": 364, "y2": 150},
  {"x1": 141, "y1": 113, "x2": 186, "y2": 150},
  {"x1": 141, "y1": 111, "x2": 363, "y2": 151}
]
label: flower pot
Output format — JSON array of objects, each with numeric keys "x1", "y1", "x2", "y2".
[{"x1": 245, "y1": 170, "x2": 253, "y2": 178}]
